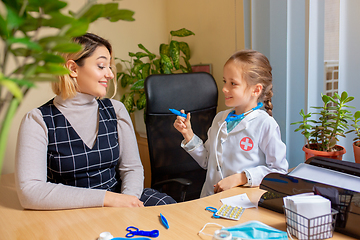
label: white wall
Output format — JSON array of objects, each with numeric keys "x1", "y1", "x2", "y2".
[
  {"x1": 338, "y1": 0, "x2": 360, "y2": 161},
  {"x1": 250, "y1": 0, "x2": 307, "y2": 168}
]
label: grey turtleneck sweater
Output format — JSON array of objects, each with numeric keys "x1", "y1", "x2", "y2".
[{"x1": 15, "y1": 93, "x2": 144, "y2": 210}]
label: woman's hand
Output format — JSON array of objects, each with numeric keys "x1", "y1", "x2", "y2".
[
  {"x1": 213, "y1": 172, "x2": 247, "y2": 193},
  {"x1": 173, "y1": 110, "x2": 194, "y2": 143},
  {"x1": 104, "y1": 191, "x2": 144, "y2": 207}
]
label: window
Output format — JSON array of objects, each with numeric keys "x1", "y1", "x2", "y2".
[{"x1": 324, "y1": 0, "x2": 339, "y2": 97}]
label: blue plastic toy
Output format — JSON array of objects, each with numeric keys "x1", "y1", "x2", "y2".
[
  {"x1": 125, "y1": 226, "x2": 159, "y2": 238},
  {"x1": 169, "y1": 109, "x2": 187, "y2": 118}
]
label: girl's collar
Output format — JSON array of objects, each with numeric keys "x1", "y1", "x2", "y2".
[{"x1": 225, "y1": 102, "x2": 263, "y2": 123}]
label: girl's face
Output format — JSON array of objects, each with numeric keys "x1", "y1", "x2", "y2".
[
  {"x1": 222, "y1": 61, "x2": 259, "y2": 114},
  {"x1": 74, "y1": 46, "x2": 114, "y2": 98}
]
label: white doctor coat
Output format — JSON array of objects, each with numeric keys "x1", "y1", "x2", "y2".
[{"x1": 182, "y1": 109, "x2": 288, "y2": 197}]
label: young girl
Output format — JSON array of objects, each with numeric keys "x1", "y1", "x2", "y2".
[
  {"x1": 15, "y1": 33, "x2": 175, "y2": 210},
  {"x1": 174, "y1": 49, "x2": 289, "y2": 197}
]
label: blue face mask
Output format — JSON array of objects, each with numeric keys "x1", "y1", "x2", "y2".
[
  {"x1": 198, "y1": 221, "x2": 288, "y2": 240},
  {"x1": 222, "y1": 221, "x2": 288, "y2": 240}
]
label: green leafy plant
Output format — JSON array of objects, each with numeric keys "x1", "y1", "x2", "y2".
[
  {"x1": 346, "y1": 111, "x2": 360, "y2": 147},
  {"x1": 291, "y1": 91, "x2": 355, "y2": 152},
  {"x1": 118, "y1": 28, "x2": 195, "y2": 113},
  {"x1": 0, "y1": 0, "x2": 135, "y2": 173}
]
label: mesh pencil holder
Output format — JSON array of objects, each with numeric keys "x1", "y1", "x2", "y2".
[{"x1": 283, "y1": 207, "x2": 338, "y2": 240}]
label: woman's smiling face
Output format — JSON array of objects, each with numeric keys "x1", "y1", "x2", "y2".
[{"x1": 74, "y1": 46, "x2": 114, "y2": 98}]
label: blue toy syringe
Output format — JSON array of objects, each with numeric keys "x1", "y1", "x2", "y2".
[
  {"x1": 169, "y1": 109, "x2": 187, "y2": 118},
  {"x1": 160, "y1": 213, "x2": 169, "y2": 229}
]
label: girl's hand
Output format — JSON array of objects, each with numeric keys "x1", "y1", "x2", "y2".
[
  {"x1": 213, "y1": 172, "x2": 247, "y2": 193},
  {"x1": 173, "y1": 110, "x2": 194, "y2": 143},
  {"x1": 104, "y1": 191, "x2": 144, "y2": 207}
]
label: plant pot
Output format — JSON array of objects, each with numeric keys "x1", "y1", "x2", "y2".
[
  {"x1": 353, "y1": 141, "x2": 360, "y2": 164},
  {"x1": 302, "y1": 144, "x2": 346, "y2": 161}
]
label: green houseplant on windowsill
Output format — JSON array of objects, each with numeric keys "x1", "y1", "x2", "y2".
[
  {"x1": 0, "y1": 0, "x2": 135, "y2": 174},
  {"x1": 291, "y1": 91, "x2": 355, "y2": 160},
  {"x1": 117, "y1": 28, "x2": 195, "y2": 114}
]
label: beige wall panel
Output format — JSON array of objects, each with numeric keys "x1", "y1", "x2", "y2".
[{"x1": 165, "y1": 0, "x2": 245, "y2": 112}]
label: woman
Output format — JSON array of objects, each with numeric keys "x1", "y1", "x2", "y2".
[{"x1": 15, "y1": 33, "x2": 175, "y2": 210}]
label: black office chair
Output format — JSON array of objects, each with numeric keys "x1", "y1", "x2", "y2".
[{"x1": 144, "y1": 72, "x2": 218, "y2": 202}]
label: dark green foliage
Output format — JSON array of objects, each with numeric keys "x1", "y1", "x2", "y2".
[
  {"x1": 118, "y1": 28, "x2": 195, "y2": 113},
  {"x1": 291, "y1": 91, "x2": 355, "y2": 152},
  {"x1": 1, "y1": 0, "x2": 135, "y2": 102}
]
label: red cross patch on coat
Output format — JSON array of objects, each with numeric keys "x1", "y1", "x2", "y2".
[{"x1": 240, "y1": 137, "x2": 254, "y2": 151}]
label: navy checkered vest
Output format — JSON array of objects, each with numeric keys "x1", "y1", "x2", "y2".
[{"x1": 39, "y1": 98, "x2": 120, "y2": 191}]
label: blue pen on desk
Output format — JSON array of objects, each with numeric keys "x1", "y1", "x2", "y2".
[
  {"x1": 160, "y1": 213, "x2": 169, "y2": 229},
  {"x1": 169, "y1": 109, "x2": 187, "y2": 118}
]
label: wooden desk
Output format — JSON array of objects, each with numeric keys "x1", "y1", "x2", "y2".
[{"x1": 0, "y1": 173, "x2": 354, "y2": 240}]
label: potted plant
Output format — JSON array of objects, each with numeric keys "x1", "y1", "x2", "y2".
[
  {"x1": 117, "y1": 28, "x2": 195, "y2": 137},
  {"x1": 0, "y1": 0, "x2": 135, "y2": 173},
  {"x1": 117, "y1": 28, "x2": 195, "y2": 114},
  {"x1": 291, "y1": 91, "x2": 355, "y2": 160},
  {"x1": 346, "y1": 111, "x2": 360, "y2": 163}
]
